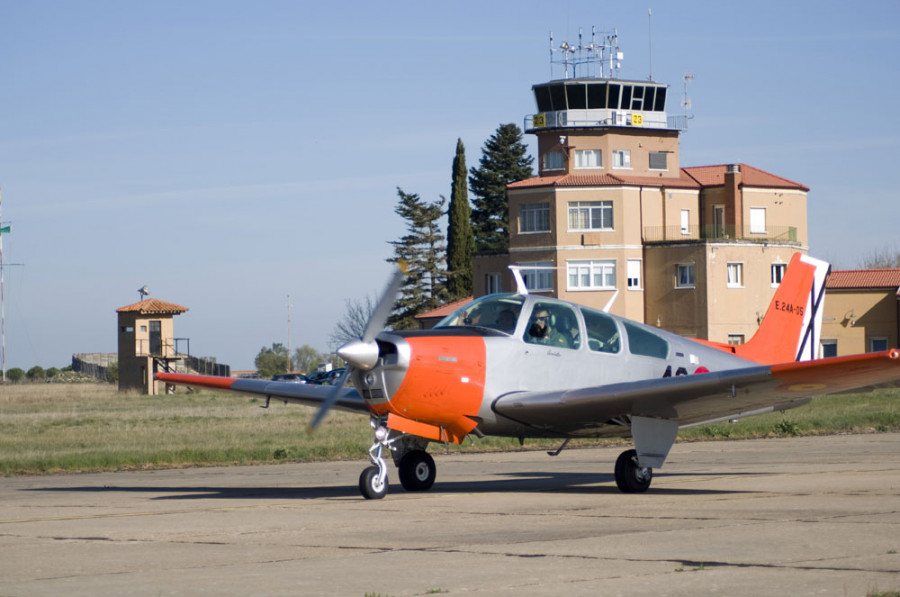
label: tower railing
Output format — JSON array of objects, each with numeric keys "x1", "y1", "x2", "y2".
[{"x1": 643, "y1": 224, "x2": 798, "y2": 244}]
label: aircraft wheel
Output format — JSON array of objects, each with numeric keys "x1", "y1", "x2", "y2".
[
  {"x1": 398, "y1": 450, "x2": 436, "y2": 491},
  {"x1": 614, "y1": 449, "x2": 652, "y2": 493},
  {"x1": 359, "y1": 465, "x2": 388, "y2": 499}
]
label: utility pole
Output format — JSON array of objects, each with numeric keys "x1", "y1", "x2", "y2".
[
  {"x1": 286, "y1": 294, "x2": 292, "y2": 372},
  {"x1": 1, "y1": 188, "x2": 24, "y2": 383}
]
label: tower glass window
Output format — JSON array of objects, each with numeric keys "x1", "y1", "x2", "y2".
[
  {"x1": 568, "y1": 201, "x2": 613, "y2": 231},
  {"x1": 567, "y1": 260, "x2": 616, "y2": 290},
  {"x1": 520, "y1": 203, "x2": 550, "y2": 233},
  {"x1": 676, "y1": 264, "x2": 695, "y2": 288},
  {"x1": 727, "y1": 263, "x2": 744, "y2": 288},
  {"x1": 543, "y1": 151, "x2": 564, "y2": 171},
  {"x1": 575, "y1": 149, "x2": 602, "y2": 169},
  {"x1": 613, "y1": 150, "x2": 631, "y2": 169}
]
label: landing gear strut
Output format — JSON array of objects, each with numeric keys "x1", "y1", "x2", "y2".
[
  {"x1": 614, "y1": 449, "x2": 652, "y2": 493},
  {"x1": 359, "y1": 418, "x2": 392, "y2": 500}
]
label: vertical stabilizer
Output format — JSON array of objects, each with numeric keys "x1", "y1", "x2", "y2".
[{"x1": 731, "y1": 253, "x2": 830, "y2": 364}]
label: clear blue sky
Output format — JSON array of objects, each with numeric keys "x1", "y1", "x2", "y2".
[{"x1": 1, "y1": 0, "x2": 898, "y2": 371}]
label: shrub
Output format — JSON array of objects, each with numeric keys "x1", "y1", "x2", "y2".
[
  {"x1": 26, "y1": 366, "x2": 46, "y2": 381},
  {"x1": 6, "y1": 368, "x2": 25, "y2": 383}
]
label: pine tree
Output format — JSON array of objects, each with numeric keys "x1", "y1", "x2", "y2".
[
  {"x1": 469, "y1": 123, "x2": 534, "y2": 252},
  {"x1": 387, "y1": 188, "x2": 447, "y2": 330},
  {"x1": 446, "y1": 138, "x2": 474, "y2": 299}
]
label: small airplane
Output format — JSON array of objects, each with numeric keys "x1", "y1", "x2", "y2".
[{"x1": 157, "y1": 253, "x2": 900, "y2": 499}]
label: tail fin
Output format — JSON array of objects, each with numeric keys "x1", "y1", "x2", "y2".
[{"x1": 705, "y1": 253, "x2": 830, "y2": 364}]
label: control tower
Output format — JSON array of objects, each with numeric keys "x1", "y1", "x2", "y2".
[{"x1": 473, "y1": 28, "x2": 809, "y2": 344}]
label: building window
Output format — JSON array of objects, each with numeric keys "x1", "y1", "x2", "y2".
[
  {"x1": 519, "y1": 262, "x2": 554, "y2": 292},
  {"x1": 821, "y1": 339, "x2": 838, "y2": 358},
  {"x1": 649, "y1": 151, "x2": 668, "y2": 170},
  {"x1": 870, "y1": 337, "x2": 889, "y2": 352},
  {"x1": 612, "y1": 150, "x2": 631, "y2": 169},
  {"x1": 676, "y1": 264, "x2": 695, "y2": 288},
  {"x1": 543, "y1": 151, "x2": 564, "y2": 171},
  {"x1": 749, "y1": 207, "x2": 766, "y2": 234},
  {"x1": 568, "y1": 201, "x2": 613, "y2": 231},
  {"x1": 728, "y1": 334, "x2": 745, "y2": 345},
  {"x1": 727, "y1": 262, "x2": 744, "y2": 288},
  {"x1": 568, "y1": 260, "x2": 616, "y2": 290},
  {"x1": 627, "y1": 259, "x2": 642, "y2": 290},
  {"x1": 520, "y1": 203, "x2": 550, "y2": 233},
  {"x1": 574, "y1": 149, "x2": 602, "y2": 169},
  {"x1": 485, "y1": 273, "x2": 502, "y2": 294},
  {"x1": 680, "y1": 209, "x2": 690, "y2": 235},
  {"x1": 771, "y1": 263, "x2": 787, "y2": 287}
]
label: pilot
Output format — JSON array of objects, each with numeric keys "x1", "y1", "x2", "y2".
[
  {"x1": 527, "y1": 308, "x2": 569, "y2": 347},
  {"x1": 497, "y1": 309, "x2": 517, "y2": 332}
]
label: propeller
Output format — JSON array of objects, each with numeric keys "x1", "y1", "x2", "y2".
[{"x1": 308, "y1": 261, "x2": 407, "y2": 431}]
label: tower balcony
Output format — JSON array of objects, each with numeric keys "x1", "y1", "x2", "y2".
[
  {"x1": 525, "y1": 109, "x2": 685, "y2": 133},
  {"x1": 643, "y1": 224, "x2": 799, "y2": 245}
]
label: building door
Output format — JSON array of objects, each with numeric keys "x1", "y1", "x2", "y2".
[
  {"x1": 149, "y1": 320, "x2": 162, "y2": 355},
  {"x1": 713, "y1": 205, "x2": 726, "y2": 238}
]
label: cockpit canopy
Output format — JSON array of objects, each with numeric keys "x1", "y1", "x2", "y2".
[{"x1": 434, "y1": 293, "x2": 671, "y2": 360}]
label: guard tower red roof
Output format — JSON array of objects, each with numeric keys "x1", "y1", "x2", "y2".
[{"x1": 115, "y1": 298, "x2": 189, "y2": 315}]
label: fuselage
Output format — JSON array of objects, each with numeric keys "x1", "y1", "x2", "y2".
[{"x1": 350, "y1": 293, "x2": 759, "y2": 441}]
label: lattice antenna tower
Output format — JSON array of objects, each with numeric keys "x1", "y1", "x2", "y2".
[{"x1": 549, "y1": 26, "x2": 623, "y2": 80}]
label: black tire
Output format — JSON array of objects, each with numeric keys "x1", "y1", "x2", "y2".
[
  {"x1": 614, "y1": 449, "x2": 652, "y2": 493},
  {"x1": 397, "y1": 450, "x2": 436, "y2": 491},
  {"x1": 359, "y1": 465, "x2": 388, "y2": 499}
]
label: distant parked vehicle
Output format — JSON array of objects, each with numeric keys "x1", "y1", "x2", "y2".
[
  {"x1": 305, "y1": 368, "x2": 345, "y2": 385},
  {"x1": 271, "y1": 373, "x2": 309, "y2": 383}
]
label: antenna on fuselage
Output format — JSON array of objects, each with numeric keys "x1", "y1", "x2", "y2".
[{"x1": 508, "y1": 266, "x2": 529, "y2": 295}]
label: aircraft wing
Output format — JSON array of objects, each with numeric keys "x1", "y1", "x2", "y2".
[
  {"x1": 155, "y1": 372, "x2": 369, "y2": 415},
  {"x1": 492, "y1": 350, "x2": 900, "y2": 435}
]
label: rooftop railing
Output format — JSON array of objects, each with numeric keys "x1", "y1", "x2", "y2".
[{"x1": 643, "y1": 224, "x2": 799, "y2": 244}]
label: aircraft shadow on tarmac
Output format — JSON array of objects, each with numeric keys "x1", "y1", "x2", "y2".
[{"x1": 26, "y1": 470, "x2": 765, "y2": 501}]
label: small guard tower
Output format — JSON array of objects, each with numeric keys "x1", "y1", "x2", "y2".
[{"x1": 116, "y1": 298, "x2": 189, "y2": 394}]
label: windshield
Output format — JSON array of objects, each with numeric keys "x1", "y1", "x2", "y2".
[{"x1": 434, "y1": 294, "x2": 526, "y2": 334}]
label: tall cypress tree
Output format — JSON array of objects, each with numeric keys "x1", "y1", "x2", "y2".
[
  {"x1": 387, "y1": 188, "x2": 447, "y2": 330},
  {"x1": 469, "y1": 123, "x2": 534, "y2": 252},
  {"x1": 446, "y1": 138, "x2": 474, "y2": 299}
]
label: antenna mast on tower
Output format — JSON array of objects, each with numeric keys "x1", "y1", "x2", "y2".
[{"x1": 549, "y1": 27, "x2": 623, "y2": 80}]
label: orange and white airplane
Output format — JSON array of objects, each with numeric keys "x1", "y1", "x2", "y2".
[{"x1": 157, "y1": 253, "x2": 900, "y2": 499}]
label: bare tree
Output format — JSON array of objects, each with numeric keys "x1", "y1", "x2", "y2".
[
  {"x1": 329, "y1": 294, "x2": 377, "y2": 350},
  {"x1": 858, "y1": 244, "x2": 900, "y2": 268}
]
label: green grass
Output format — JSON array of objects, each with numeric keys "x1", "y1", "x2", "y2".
[{"x1": 0, "y1": 383, "x2": 897, "y2": 476}]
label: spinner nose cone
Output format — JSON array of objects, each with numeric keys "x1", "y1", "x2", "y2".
[{"x1": 336, "y1": 339, "x2": 379, "y2": 370}]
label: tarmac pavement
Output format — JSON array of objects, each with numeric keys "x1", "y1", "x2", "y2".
[{"x1": 1, "y1": 433, "x2": 899, "y2": 596}]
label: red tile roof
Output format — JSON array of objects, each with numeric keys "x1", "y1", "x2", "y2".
[
  {"x1": 826, "y1": 269, "x2": 900, "y2": 292},
  {"x1": 116, "y1": 298, "x2": 189, "y2": 314},
  {"x1": 682, "y1": 164, "x2": 809, "y2": 191},
  {"x1": 508, "y1": 170, "x2": 700, "y2": 190},
  {"x1": 415, "y1": 296, "x2": 474, "y2": 319},
  {"x1": 509, "y1": 164, "x2": 808, "y2": 192}
]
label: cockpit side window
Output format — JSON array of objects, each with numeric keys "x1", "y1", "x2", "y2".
[
  {"x1": 623, "y1": 320, "x2": 670, "y2": 359},
  {"x1": 581, "y1": 307, "x2": 620, "y2": 353},
  {"x1": 434, "y1": 294, "x2": 525, "y2": 334},
  {"x1": 524, "y1": 302, "x2": 581, "y2": 349}
]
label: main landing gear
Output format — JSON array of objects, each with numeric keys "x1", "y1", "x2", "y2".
[{"x1": 358, "y1": 417, "x2": 437, "y2": 499}]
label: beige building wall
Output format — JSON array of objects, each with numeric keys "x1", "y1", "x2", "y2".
[{"x1": 821, "y1": 290, "x2": 900, "y2": 356}]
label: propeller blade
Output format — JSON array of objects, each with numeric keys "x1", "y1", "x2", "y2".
[
  {"x1": 308, "y1": 261, "x2": 407, "y2": 431},
  {"x1": 362, "y1": 260, "x2": 407, "y2": 343},
  {"x1": 308, "y1": 366, "x2": 351, "y2": 431}
]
